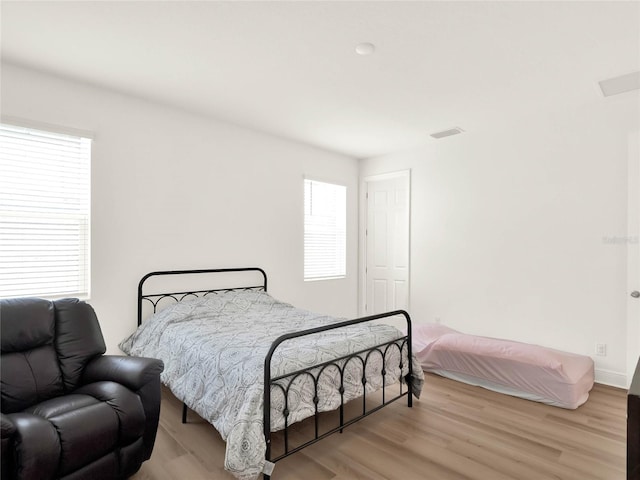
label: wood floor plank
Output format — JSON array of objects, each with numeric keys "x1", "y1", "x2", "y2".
[{"x1": 133, "y1": 373, "x2": 627, "y2": 479}]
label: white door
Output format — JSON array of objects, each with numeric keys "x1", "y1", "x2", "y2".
[
  {"x1": 364, "y1": 171, "x2": 410, "y2": 315},
  {"x1": 628, "y1": 130, "x2": 640, "y2": 386}
]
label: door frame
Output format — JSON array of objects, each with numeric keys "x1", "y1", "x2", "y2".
[
  {"x1": 359, "y1": 170, "x2": 411, "y2": 317},
  {"x1": 627, "y1": 130, "x2": 640, "y2": 386}
]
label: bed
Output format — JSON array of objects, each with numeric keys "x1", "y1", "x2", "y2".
[
  {"x1": 120, "y1": 268, "x2": 424, "y2": 480},
  {"x1": 413, "y1": 323, "x2": 594, "y2": 409}
]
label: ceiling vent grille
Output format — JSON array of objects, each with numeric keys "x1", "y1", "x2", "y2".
[
  {"x1": 599, "y1": 71, "x2": 640, "y2": 97},
  {"x1": 430, "y1": 127, "x2": 464, "y2": 139}
]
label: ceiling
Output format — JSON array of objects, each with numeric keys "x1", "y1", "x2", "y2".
[{"x1": 2, "y1": 1, "x2": 639, "y2": 158}]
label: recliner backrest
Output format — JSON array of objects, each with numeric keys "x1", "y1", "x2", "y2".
[
  {"x1": 53, "y1": 298, "x2": 106, "y2": 390},
  {"x1": 0, "y1": 298, "x2": 106, "y2": 413}
]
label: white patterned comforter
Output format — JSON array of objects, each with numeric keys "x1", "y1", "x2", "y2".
[{"x1": 119, "y1": 289, "x2": 424, "y2": 479}]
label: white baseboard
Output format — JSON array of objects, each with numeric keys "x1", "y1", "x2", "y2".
[{"x1": 595, "y1": 368, "x2": 627, "y2": 388}]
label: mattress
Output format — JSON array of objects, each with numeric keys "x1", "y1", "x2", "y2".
[
  {"x1": 120, "y1": 290, "x2": 424, "y2": 480},
  {"x1": 413, "y1": 323, "x2": 594, "y2": 409}
]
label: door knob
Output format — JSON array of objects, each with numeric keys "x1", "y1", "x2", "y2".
[{"x1": 632, "y1": 291, "x2": 640, "y2": 298}]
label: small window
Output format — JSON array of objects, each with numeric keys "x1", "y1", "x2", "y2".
[
  {"x1": 0, "y1": 123, "x2": 91, "y2": 299},
  {"x1": 304, "y1": 179, "x2": 346, "y2": 280}
]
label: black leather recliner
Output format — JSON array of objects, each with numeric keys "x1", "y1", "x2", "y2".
[{"x1": 0, "y1": 297, "x2": 164, "y2": 480}]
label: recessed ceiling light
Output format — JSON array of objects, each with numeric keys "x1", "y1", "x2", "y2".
[
  {"x1": 355, "y1": 43, "x2": 375, "y2": 55},
  {"x1": 598, "y1": 71, "x2": 640, "y2": 97},
  {"x1": 430, "y1": 127, "x2": 464, "y2": 139}
]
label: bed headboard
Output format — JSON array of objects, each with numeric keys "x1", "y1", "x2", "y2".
[{"x1": 137, "y1": 267, "x2": 267, "y2": 326}]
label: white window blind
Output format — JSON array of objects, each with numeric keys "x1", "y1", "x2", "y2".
[
  {"x1": 0, "y1": 123, "x2": 91, "y2": 299},
  {"x1": 304, "y1": 179, "x2": 346, "y2": 280}
]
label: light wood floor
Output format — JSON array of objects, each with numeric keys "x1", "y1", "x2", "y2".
[{"x1": 132, "y1": 373, "x2": 627, "y2": 480}]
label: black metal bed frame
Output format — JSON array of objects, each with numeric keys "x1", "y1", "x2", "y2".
[{"x1": 137, "y1": 268, "x2": 414, "y2": 479}]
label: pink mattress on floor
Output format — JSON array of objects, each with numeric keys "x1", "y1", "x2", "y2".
[{"x1": 413, "y1": 323, "x2": 594, "y2": 409}]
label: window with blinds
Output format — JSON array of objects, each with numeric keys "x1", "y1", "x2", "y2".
[
  {"x1": 0, "y1": 123, "x2": 91, "y2": 299},
  {"x1": 304, "y1": 179, "x2": 346, "y2": 281}
]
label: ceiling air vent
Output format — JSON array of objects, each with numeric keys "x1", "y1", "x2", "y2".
[
  {"x1": 430, "y1": 127, "x2": 464, "y2": 139},
  {"x1": 599, "y1": 71, "x2": 640, "y2": 97}
]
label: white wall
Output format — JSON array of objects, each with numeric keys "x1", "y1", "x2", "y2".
[
  {"x1": 1, "y1": 63, "x2": 360, "y2": 353},
  {"x1": 360, "y1": 94, "x2": 639, "y2": 387}
]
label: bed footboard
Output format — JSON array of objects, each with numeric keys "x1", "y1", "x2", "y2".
[{"x1": 262, "y1": 310, "x2": 414, "y2": 479}]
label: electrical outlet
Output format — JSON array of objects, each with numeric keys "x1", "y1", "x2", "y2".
[{"x1": 595, "y1": 343, "x2": 607, "y2": 356}]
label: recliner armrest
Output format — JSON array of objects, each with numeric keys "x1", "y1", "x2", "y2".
[
  {"x1": 1, "y1": 413, "x2": 15, "y2": 480},
  {"x1": 1, "y1": 412, "x2": 17, "y2": 476},
  {"x1": 1, "y1": 413, "x2": 16, "y2": 440},
  {"x1": 2, "y1": 412, "x2": 61, "y2": 480},
  {"x1": 82, "y1": 355, "x2": 164, "y2": 392},
  {"x1": 82, "y1": 355, "x2": 164, "y2": 461}
]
